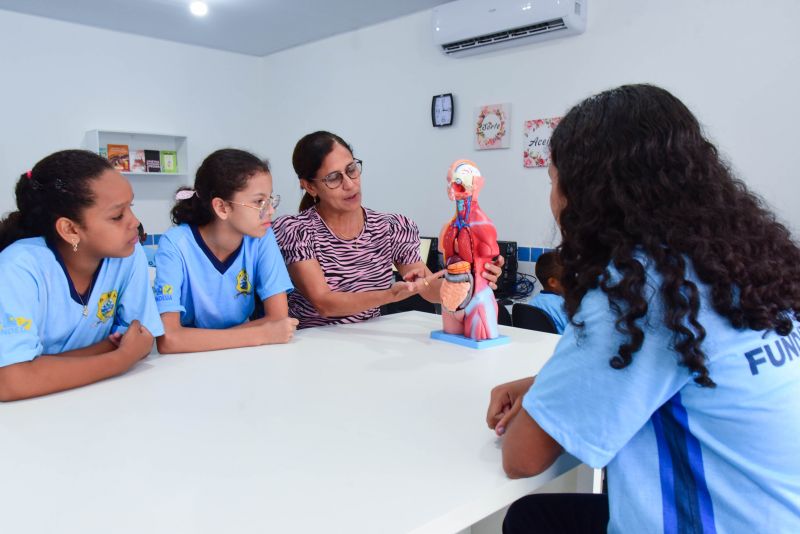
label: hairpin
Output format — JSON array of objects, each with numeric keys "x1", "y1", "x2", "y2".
[
  {"x1": 25, "y1": 170, "x2": 32, "y2": 179},
  {"x1": 175, "y1": 189, "x2": 197, "y2": 200}
]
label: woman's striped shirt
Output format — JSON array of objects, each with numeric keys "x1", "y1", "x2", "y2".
[{"x1": 272, "y1": 206, "x2": 421, "y2": 328}]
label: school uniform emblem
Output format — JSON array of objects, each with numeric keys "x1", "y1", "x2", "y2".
[
  {"x1": 235, "y1": 269, "x2": 251, "y2": 296},
  {"x1": 13, "y1": 316, "x2": 32, "y2": 330},
  {"x1": 0, "y1": 315, "x2": 32, "y2": 335},
  {"x1": 96, "y1": 290, "x2": 118, "y2": 323},
  {"x1": 153, "y1": 284, "x2": 173, "y2": 299}
]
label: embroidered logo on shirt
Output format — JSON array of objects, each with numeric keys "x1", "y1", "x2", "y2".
[
  {"x1": 0, "y1": 315, "x2": 32, "y2": 335},
  {"x1": 235, "y1": 269, "x2": 252, "y2": 297},
  {"x1": 96, "y1": 290, "x2": 118, "y2": 323},
  {"x1": 153, "y1": 284, "x2": 174, "y2": 302}
]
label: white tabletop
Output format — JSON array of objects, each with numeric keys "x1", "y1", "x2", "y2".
[{"x1": 1, "y1": 311, "x2": 577, "y2": 534}]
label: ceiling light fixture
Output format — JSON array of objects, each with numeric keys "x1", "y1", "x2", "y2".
[{"x1": 189, "y1": 1, "x2": 209, "y2": 17}]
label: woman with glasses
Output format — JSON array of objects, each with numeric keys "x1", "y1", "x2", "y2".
[
  {"x1": 153, "y1": 149, "x2": 297, "y2": 354},
  {"x1": 272, "y1": 131, "x2": 504, "y2": 329}
]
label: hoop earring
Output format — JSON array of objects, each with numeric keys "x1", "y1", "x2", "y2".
[{"x1": 72, "y1": 240, "x2": 79, "y2": 253}]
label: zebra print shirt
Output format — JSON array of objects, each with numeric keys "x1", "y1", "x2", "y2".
[{"x1": 272, "y1": 206, "x2": 421, "y2": 328}]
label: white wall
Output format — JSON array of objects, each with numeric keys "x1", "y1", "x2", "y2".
[
  {"x1": 2, "y1": 1, "x2": 799, "y2": 244},
  {"x1": 260, "y1": 0, "x2": 800, "y2": 247},
  {"x1": 0, "y1": 10, "x2": 266, "y2": 233}
]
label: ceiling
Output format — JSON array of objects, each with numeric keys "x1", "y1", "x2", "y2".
[{"x1": 0, "y1": 0, "x2": 452, "y2": 56}]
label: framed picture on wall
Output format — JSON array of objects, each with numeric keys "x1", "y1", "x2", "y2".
[
  {"x1": 523, "y1": 117, "x2": 561, "y2": 167},
  {"x1": 474, "y1": 103, "x2": 510, "y2": 150}
]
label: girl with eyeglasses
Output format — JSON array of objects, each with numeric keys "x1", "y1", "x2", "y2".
[
  {"x1": 153, "y1": 148, "x2": 297, "y2": 354},
  {"x1": 0, "y1": 150, "x2": 163, "y2": 401},
  {"x1": 272, "y1": 131, "x2": 504, "y2": 329}
]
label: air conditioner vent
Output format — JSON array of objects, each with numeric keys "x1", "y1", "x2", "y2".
[
  {"x1": 442, "y1": 18, "x2": 566, "y2": 54},
  {"x1": 432, "y1": 0, "x2": 587, "y2": 58}
]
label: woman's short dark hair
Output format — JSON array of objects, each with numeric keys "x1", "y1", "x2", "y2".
[
  {"x1": 0, "y1": 149, "x2": 111, "y2": 251},
  {"x1": 550, "y1": 83, "x2": 800, "y2": 387},
  {"x1": 171, "y1": 148, "x2": 270, "y2": 226},
  {"x1": 292, "y1": 131, "x2": 353, "y2": 212}
]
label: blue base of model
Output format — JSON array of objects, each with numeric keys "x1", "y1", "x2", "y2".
[{"x1": 430, "y1": 330, "x2": 511, "y2": 349}]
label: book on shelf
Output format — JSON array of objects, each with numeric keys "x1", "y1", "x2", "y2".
[
  {"x1": 160, "y1": 150, "x2": 178, "y2": 173},
  {"x1": 107, "y1": 144, "x2": 130, "y2": 171},
  {"x1": 131, "y1": 150, "x2": 146, "y2": 172},
  {"x1": 145, "y1": 150, "x2": 161, "y2": 173}
]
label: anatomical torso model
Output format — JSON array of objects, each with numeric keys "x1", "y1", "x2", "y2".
[{"x1": 438, "y1": 160, "x2": 501, "y2": 342}]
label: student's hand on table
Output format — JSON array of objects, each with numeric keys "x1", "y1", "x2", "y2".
[
  {"x1": 117, "y1": 320, "x2": 154, "y2": 363},
  {"x1": 486, "y1": 376, "x2": 535, "y2": 437},
  {"x1": 259, "y1": 317, "x2": 299, "y2": 344},
  {"x1": 107, "y1": 332, "x2": 123, "y2": 348},
  {"x1": 483, "y1": 254, "x2": 505, "y2": 290}
]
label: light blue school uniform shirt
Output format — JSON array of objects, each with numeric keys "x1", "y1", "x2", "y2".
[
  {"x1": 523, "y1": 257, "x2": 800, "y2": 534},
  {"x1": 528, "y1": 290, "x2": 568, "y2": 333},
  {"x1": 0, "y1": 238, "x2": 164, "y2": 367},
  {"x1": 153, "y1": 224, "x2": 293, "y2": 328}
]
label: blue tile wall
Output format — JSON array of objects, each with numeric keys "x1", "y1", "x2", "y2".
[{"x1": 517, "y1": 246, "x2": 553, "y2": 262}]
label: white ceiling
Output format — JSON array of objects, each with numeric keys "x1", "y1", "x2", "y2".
[{"x1": 0, "y1": 0, "x2": 452, "y2": 56}]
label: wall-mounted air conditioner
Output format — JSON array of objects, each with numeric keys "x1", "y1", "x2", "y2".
[{"x1": 432, "y1": 0, "x2": 587, "y2": 57}]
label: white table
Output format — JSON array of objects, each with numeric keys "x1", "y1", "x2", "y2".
[{"x1": 1, "y1": 311, "x2": 577, "y2": 534}]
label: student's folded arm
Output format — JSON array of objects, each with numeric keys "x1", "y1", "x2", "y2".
[
  {"x1": 56, "y1": 339, "x2": 118, "y2": 358},
  {"x1": 502, "y1": 407, "x2": 563, "y2": 479},
  {"x1": 156, "y1": 312, "x2": 264, "y2": 354},
  {"x1": 0, "y1": 347, "x2": 142, "y2": 402},
  {"x1": 286, "y1": 259, "x2": 395, "y2": 318},
  {"x1": 236, "y1": 292, "x2": 289, "y2": 328}
]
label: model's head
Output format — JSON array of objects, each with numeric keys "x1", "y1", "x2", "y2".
[{"x1": 446, "y1": 160, "x2": 484, "y2": 201}]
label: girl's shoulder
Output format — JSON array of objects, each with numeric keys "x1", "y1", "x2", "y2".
[
  {"x1": 0, "y1": 237, "x2": 52, "y2": 271},
  {"x1": 159, "y1": 223, "x2": 193, "y2": 244},
  {"x1": 154, "y1": 225, "x2": 200, "y2": 258}
]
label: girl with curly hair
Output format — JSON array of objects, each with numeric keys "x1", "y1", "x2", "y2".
[{"x1": 487, "y1": 84, "x2": 800, "y2": 533}]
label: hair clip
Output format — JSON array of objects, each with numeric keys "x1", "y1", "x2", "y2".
[
  {"x1": 25, "y1": 170, "x2": 32, "y2": 179},
  {"x1": 175, "y1": 189, "x2": 197, "y2": 200}
]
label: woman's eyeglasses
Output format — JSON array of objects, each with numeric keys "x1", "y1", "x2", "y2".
[
  {"x1": 227, "y1": 195, "x2": 281, "y2": 219},
  {"x1": 315, "y1": 159, "x2": 363, "y2": 189}
]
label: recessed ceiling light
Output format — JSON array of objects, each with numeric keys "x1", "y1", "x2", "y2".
[{"x1": 190, "y1": 1, "x2": 208, "y2": 17}]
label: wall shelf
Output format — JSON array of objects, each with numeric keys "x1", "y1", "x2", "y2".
[
  {"x1": 83, "y1": 130, "x2": 189, "y2": 177},
  {"x1": 121, "y1": 171, "x2": 188, "y2": 177}
]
